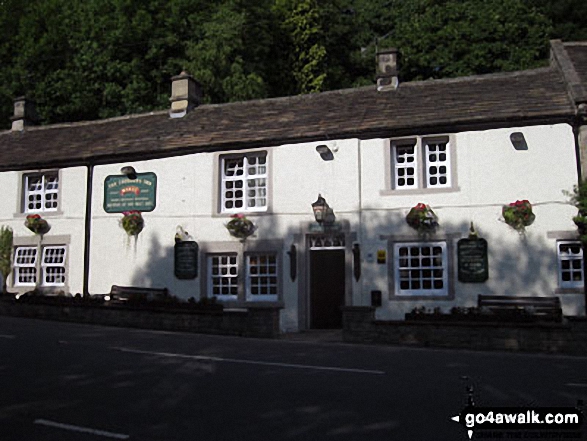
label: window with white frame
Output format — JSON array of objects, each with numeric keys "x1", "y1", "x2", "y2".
[
  {"x1": 206, "y1": 250, "x2": 280, "y2": 302},
  {"x1": 557, "y1": 241, "x2": 584, "y2": 289},
  {"x1": 394, "y1": 242, "x2": 448, "y2": 295},
  {"x1": 221, "y1": 152, "x2": 268, "y2": 213},
  {"x1": 208, "y1": 254, "x2": 239, "y2": 300},
  {"x1": 23, "y1": 172, "x2": 59, "y2": 213},
  {"x1": 246, "y1": 254, "x2": 278, "y2": 301},
  {"x1": 13, "y1": 245, "x2": 67, "y2": 287},
  {"x1": 391, "y1": 137, "x2": 452, "y2": 190}
]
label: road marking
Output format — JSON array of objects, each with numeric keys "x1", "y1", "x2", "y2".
[
  {"x1": 565, "y1": 383, "x2": 587, "y2": 387},
  {"x1": 112, "y1": 347, "x2": 386, "y2": 375},
  {"x1": 34, "y1": 419, "x2": 129, "y2": 439},
  {"x1": 0, "y1": 334, "x2": 15, "y2": 339}
]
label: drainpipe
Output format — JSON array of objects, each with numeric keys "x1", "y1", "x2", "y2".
[
  {"x1": 83, "y1": 163, "x2": 94, "y2": 296},
  {"x1": 573, "y1": 108, "x2": 587, "y2": 316}
]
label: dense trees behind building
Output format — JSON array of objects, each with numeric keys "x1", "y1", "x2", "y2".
[{"x1": 0, "y1": 0, "x2": 585, "y2": 128}]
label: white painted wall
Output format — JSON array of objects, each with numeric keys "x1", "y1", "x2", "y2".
[
  {"x1": 359, "y1": 124, "x2": 584, "y2": 319},
  {"x1": 0, "y1": 167, "x2": 87, "y2": 294},
  {"x1": 1, "y1": 123, "x2": 583, "y2": 330}
]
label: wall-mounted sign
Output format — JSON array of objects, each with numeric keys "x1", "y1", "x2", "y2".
[
  {"x1": 174, "y1": 241, "x2": 198, "y2": 279},
  {"x1": 458, "y1": 238, "x2": 488, "y2": 283},
  {"x1": 104, "y1": 172, "x2": 157, "y2": 213},
  {"x1": 377, "y1": 250, "x2": 386, "y2": 264}
]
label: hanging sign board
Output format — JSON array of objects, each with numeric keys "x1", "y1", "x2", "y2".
[
  {"x1": 458, "y1": 238, "x2": 488, "y2": 283},
  {"x1": 104, "y1": 172, "x2": 157, "y2": 213},
  {"x1": 174, "y1": 241, "x2": 199, "y2": 279}
]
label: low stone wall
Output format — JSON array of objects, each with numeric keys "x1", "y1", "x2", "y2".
[
  {"x1": 342, "y1": 306, "x2": 587, "y2": 355},
  {"x1": 0, "y1": 300, "x2": 281, "y2": 338}
]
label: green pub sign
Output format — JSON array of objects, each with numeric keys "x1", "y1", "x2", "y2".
[
  {"x1": 104, "y1": 172, "x2": 157, "y2": 213},
  {"x1": 457, "y1": 238, "x2": 489, "y2": 283}
]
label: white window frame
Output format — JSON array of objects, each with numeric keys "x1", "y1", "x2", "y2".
[
  {"x1": 13, "y1": 246, "x2": 38, "y2": 287},
  {"x1": 392, "y1": 140, "x2": 418, "y2": 190},
  {"x1": 557, "y1": 241, "x2": 584, "y2": 289},
  {"x1": 391, "y1": 136, "x2": 453, "y2": 191},
  {"x1": 423, "y1": 138, "x2": 451, "y2": 188},
  {"x1": 207, "y1": 253, "x2": 239, "y2": 301},
  {"x1": 23, "y1": 172, "x2": 60, "y2": 213},
  {"x1": 220, "y1": 151, "x2": 268, "y2": 213},
  {"x1": 394, "y1": 241, "x2": 448, "y2": 296},
  {"x1": 41, "y1": 246, "x2": 67, "y2": 287},
  {"x1": 13, "y1": 245, "x2": 67, "y2": 288},
  {"x1": 245, "y1": 253, "x2": 279, "y2": 302}
]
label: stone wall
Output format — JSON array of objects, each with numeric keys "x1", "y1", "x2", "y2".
[
  {"x1": 342, "y1": 306, "x2": 587, "y2": 355},
  {"x1": 0, "y1": 300, "x2": 281, "y2": 338}
]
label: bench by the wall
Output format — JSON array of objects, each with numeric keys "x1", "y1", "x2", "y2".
[
  {"x1": 478, "y1": 295, "x2": 562, "y2": 322},
  {"x1": 109, "y1": 285, "x2": 169, "y2": 303}
]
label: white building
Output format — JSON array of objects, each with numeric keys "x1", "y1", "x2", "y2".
[{"x1": 1, "y1": 40, "x2": 587, "y2": 332}]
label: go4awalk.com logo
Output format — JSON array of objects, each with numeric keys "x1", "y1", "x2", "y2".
[{"x1": 451, "y1": 407, "x2": 583, "y2": 439}]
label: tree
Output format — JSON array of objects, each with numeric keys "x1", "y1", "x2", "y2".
[
  {"x1": 0, "y1": 226, "x2": 13, "y2": 295},
  {"x1": 383, "y1": 0, "x2": 552, "y2": 81}
]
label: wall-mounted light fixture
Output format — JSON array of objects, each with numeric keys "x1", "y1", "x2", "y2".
[
  {"x1": 352, "y1": 243, "x2": 361, "y2": 281},
  {"x1": 316, "y1": 144, "x2": 334, "y2": 161},
  {"x1": 510, "y1": 132, "x2": 528, "y2": 151},
  {"x1": 312, "y1": 194, "x2": 335, "y2": 224},
  {"x1": 120, "y1": 166, "x2": 138, "y2": 179},
  {"x1": 287, "y1": 244, "x2": 297, "y2": 281}
]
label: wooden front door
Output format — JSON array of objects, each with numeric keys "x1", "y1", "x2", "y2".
[{"x1": 310, "y1": 249, "x2": 345, "y2": 329}]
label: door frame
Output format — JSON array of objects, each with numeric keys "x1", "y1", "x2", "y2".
[{"x1": 294, "y1": 222, "x2": 356, "y2": 331}]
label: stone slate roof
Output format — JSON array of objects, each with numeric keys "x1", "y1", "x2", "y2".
[{"x1": 0, "y1": 40, "x2": 585, "y2": 172}]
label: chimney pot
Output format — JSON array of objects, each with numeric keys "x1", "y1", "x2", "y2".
[
  {"x1": 11, "y1": 96, "x2": 39, "y2": 131},
  {"x1": 376, "y1": 48, "x2": 399, "y2": 91},
  {"x1": 169, "y1": 71, "x2": 202, "y2": 118}
]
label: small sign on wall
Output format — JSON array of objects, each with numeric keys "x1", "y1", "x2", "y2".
[
  {"x1": 174, "y1": 241, "x2": 198, "y2": 279},
  {"x1": 377, "y1": 250, "x2": 386, "y2": 264},
  {"x1": 458, "y1": 238, "x2": 488, "y2": 283},
  {"x1": 104, "y1": 172, "x2": 157, "y2": 213}
]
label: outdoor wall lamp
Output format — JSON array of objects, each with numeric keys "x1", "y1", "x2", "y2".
[
  {"x1": 312, "y1": 194, "x2": 335, "y2": 224},
  {"x1": 287, "y1": 244, "x2": 297, "y2": 281},
  {"x1": 316, "y1": 144, "x2": 334, "y2": 160},
  {"x1": 352, "y1": 243, "x2": 361, "y2": 281},
  {"x1": 120, "y1": 166, "x2": 137, "y2": 179},
  {"x1": 510, "y1": 132, "x2": 528, "y2": 150}
]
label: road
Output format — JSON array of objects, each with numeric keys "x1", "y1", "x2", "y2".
[{"x1": 0, "y1": 316, "x2": 586, "y2": 440}]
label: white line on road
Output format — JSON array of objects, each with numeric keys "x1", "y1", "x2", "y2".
[
  {"x1": 112, "y1": 347, "x2": 386, "y2": 375},
  {"x1": 34, "y1": 419, "x2": 129, "y2": 439},
  {"x1": 0, "y1": 334, "x2": 15, "y2": 339}
]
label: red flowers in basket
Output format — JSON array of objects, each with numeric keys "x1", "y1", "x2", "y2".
[
  {"x1": 502, "y1": 200, "x2": 535, "y2": 232},
  {"x1": 406, "y1": 203, "x2": 439, "y2": 234},
  {"x1": 24, "y1": 214, "x2": 49, "y2": 235},
  {"x1": 121, "y1": 211, "x2": 144, "y2": 236}
]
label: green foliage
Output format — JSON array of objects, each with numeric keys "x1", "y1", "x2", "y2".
[
  {"x1": 0, "y1": 226, "x2": 13, "y2": 294},
  {"x1": 385, "y1": 0, "x2": 552, "y2": 81},
  {"x1": 0, "y1": 0, "x2": 579, "y2": 127},
  {"x1": 281, "y1": 0, "x2": 327, "y2": 94},
  {"x1": 566, "y1": 180, "x2": 587, "y2": 244}
]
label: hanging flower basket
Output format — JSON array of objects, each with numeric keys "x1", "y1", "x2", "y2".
[
  {"x1": 121, "y1": 211, "x2": 144, "y2": 236},
  {"x1": 226, "y1": 214, "x2": 256, "y2": 240},
  {"x1": 406, "y1": 203, "x2": 439, "y2": 234},
  {"x1": 24, "y1": 214, "x2": 49, "y2": 235},
  {"x1": 502, "y1": 200, "x2": 535, "y2": 232}
]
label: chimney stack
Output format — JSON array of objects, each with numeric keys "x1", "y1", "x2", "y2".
[
  {"x1": 169, "y1": 71, "x2": 202, "y2": 118},
  {"x1": 11, "y1": 96, "x2": 39, "y2": 131},
  {"x1": 376, "y1": 48, "x2": 399, "y2": 91}
]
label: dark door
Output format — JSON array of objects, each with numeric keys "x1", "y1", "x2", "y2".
[{"x1": 310, "y1": 249, "x2": 345, "y2": 329}]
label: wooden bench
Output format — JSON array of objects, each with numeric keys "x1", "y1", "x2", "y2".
[
  {"x1": 478, "y1": 295, "x2": 562, "y2": 322},
  {"x1": 109, "y1": 285, "x2": 169, "y2": 303}
]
